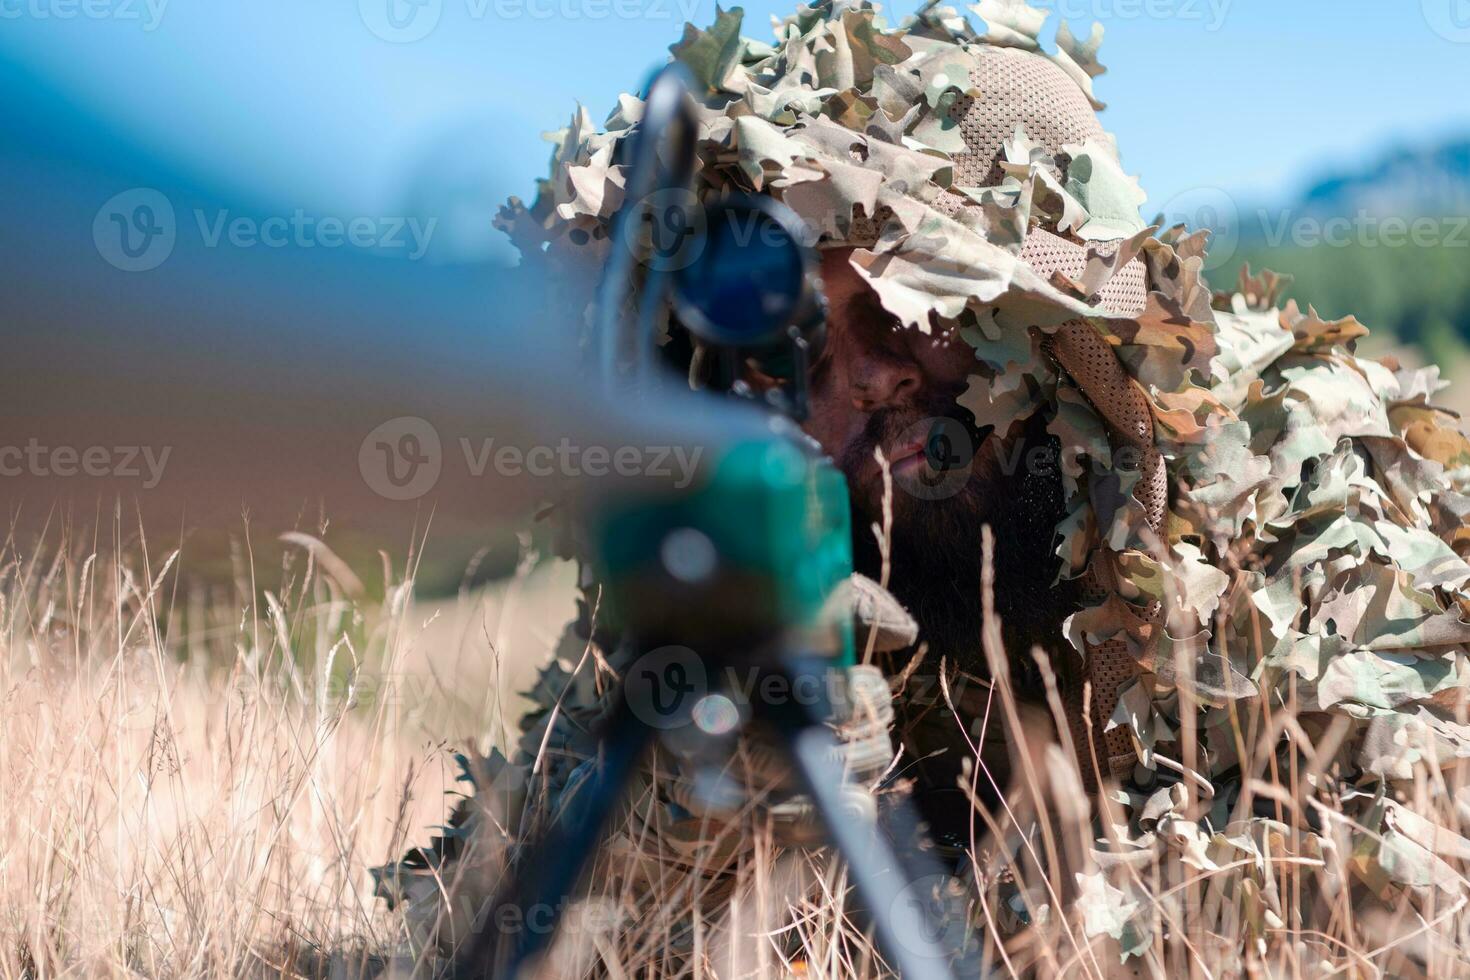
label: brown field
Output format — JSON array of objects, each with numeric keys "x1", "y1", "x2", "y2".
[
  {"x1": 0, "y1": 524, "x2": 574, "y2": 978},
  {"x1": 4, "y1": 522, "x2": 1469, "y2": 979}
]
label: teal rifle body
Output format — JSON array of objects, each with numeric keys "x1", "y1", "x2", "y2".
[{"x1": 591, "y1": 437, "x2": 856, "y2": 666}]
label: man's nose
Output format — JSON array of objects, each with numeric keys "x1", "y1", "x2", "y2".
[{"x1": 850, "y1": 352, "x2": 922, "y2": 411}]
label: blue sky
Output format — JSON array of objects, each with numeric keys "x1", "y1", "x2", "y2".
[{"x1": 5, "y1": 0, "x2": 1470, "y2": 262}]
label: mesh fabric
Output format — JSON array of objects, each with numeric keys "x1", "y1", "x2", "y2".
[
  {"x1": 1020, "y1": 232, "x2": 1160, "y2": 784},
  {"x1": 842, "y1": 45, "x2": 1155, "y2": 787},
  {"x1": 950, "y1": 47, "x2": 1108, "y2": 190}
]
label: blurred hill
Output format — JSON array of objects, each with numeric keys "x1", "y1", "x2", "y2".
[
  {"x1": 1215, "y1": 136, "x2": 1470, "y2": 383},
  {"x1": 1298, "y1": 139, "x2": 1470, "y2": 219}
]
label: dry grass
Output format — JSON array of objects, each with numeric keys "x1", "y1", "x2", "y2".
[
  {"x1": 4, "y1": 521, "x2": 1470, "y2": 979},
  {"x1": 0, "y1": 521, "x2": 569, "y2": 978}
]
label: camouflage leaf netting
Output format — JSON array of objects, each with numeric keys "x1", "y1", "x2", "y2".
[{"x1": 432, "y1": 0, "x2": 1470, "y2": 968}]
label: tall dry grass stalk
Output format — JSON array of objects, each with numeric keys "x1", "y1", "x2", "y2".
[
  {"x1": 422, "y1": 526, "x2": 1470, "y2": 978},
  {"x1": 4, "y1": 519, "x2": 1469, "y2": 978},
  {"x1": 0, "y1": 519, "x2": 565, "y2": 978}
]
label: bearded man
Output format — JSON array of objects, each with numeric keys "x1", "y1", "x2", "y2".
[
  {"x1": 754, "y1": 246, "x2": 1082, "y2": 835},
  {"x1": 492, "y1": 0, "x2": 1163, "y2": 844},
  {"x1": 802, "y1": 247, "x2": 1076, "y2": 675},
  {"x1": 382, "y1": 3, "x2": 1470, "y2": 971}
]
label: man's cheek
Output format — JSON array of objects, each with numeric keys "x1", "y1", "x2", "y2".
[
  {"x1": 798, "y1": 414, "x2": 837, "y2": 457},
  {"x1": 800, "y1": 384, "x2": 851, "y2": 458},
  {"x1": 920, "y1": 343, "x2": 977, "y2": 396}
]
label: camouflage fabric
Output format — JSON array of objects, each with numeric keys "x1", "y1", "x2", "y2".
[{"x1": 385, "y1": 0, "x2": 1470, "y2": 964}]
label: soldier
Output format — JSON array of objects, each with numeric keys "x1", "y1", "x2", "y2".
[{"x1": 381, "y1": 1, "x2": 1470, "y2": 971}]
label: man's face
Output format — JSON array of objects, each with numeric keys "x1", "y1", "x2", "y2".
[
  {"x1": 802, "y1": 247, "x2": 983, "y2": 527},
  {"x1": 784, "y1": 247, "x2": 1073, "y2": 670},
  {"x1": 788, "y1": 248, "x2": 1078, "y2": 834}
]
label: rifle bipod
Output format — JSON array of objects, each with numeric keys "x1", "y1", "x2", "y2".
[{"x1": 451, "y1": 651, "x2": 967, "y2": 980}]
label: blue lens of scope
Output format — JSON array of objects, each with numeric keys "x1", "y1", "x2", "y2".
[{"x1": 681, "y1": 207, "x2": 804, "y2": 348}]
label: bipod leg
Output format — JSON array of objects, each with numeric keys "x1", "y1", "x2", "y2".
[
  {"x1": 454, "y1": 692, "x2": 655, "y2": 980},
  {"x1": 758, "y1": 654, "x2": 965, "y2": 980}
]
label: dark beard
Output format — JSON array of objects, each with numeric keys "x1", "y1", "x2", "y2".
[
  {"x1": 840, "y1": 406, "x2": 1082, "y2": 843},
  {"x1": 842, "y1": 407, "x2": 1078, "y2": 690}
]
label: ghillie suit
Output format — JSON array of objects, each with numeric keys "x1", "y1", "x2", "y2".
[{"x1": 377, "y1": 1, "x2": 1470, "y2": 973}]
